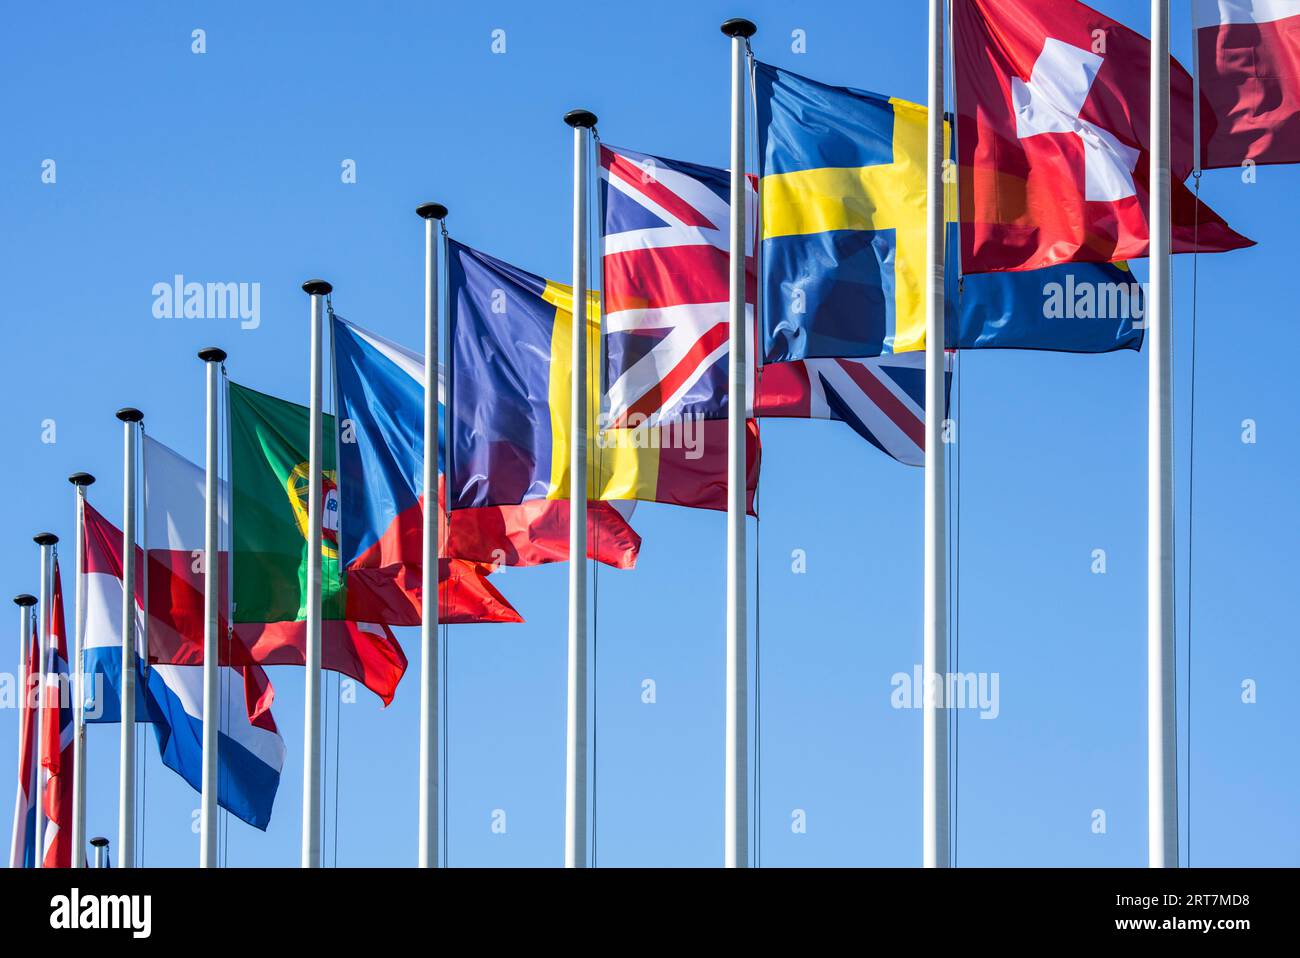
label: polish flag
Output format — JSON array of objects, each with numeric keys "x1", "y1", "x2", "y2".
[{"x1": 1196, "y1": 0, "x2": 1300, "y2": 167}]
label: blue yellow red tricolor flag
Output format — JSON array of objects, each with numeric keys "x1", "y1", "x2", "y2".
[
  {"x1": 447, "y1": 239, "x2": 759, "y2": 514},
  {"x1": 754, "y1": 60, "x2": 1145, "y2": 361}
]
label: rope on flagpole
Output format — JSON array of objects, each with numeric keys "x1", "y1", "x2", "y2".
[
  {"x1": 746, "y1": 41, "x2": 764, "y2": 867},
  {"x1": 588, "y1": 123, "x2": 602, "y2": 868},
  {"x1": 1185, "y1": 167, "x2": 1202, "y2": 866}
]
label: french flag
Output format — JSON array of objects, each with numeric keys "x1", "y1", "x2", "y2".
[
  {"x1": 39, "y1": 561, "x2": 74, "y2": 867},
  {"x1": 1196, "y1": 0, "x2": 1300, "y2": 167},
  {"x1": 8, "y1": 605, "x2": 37, "y2": 868},
  {"x1": 331, "y1": 315, "x2": 640, "y2": 580},
  {"x1": 80, "y1": 502, "x2": 284, "y2": 830}
]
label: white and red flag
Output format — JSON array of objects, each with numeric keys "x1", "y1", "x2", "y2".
[
  {"x1": 38, "y1": 561, "x2": 74, "y2": 867},
  {"x1": 1196, "y1": 0, "x2": 1300, "y2": 167},
  {"x1": 954, "y1": 0, "x2": 1253, "y2": 272}
]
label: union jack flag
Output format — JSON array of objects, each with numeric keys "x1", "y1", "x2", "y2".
[
  {"x1": 39, "y1": 559, "x2": 74, "y2": 867},
  {"x1": 599, "y1": 144, "x2": 755, "y2": 428}
]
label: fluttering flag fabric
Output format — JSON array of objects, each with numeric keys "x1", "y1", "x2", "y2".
[
  {"x1": 227, "y1": 381, "x2": 419, "y2": 704},
  {"x1": 953, "y1": 0, "x2": 1253, "y2": 273},
  {"x1": 39, "y1": 562, "x2": 73, "y2": 867},
  {"x1": 756, "y1": 354, "x2": 952, "y2": 467},
  {"x1": 80, "y1": 503, "x2": 284, "y2": 829},
  {"x1": 447, "y1": 239, "x2": 760, "y2": 514},
  {"x1": 1195, "y1": 0, "x2": 1300, "y2": 168},
  {"x1": 755, "y1": 60, "x2": 1145, "y2": 359},
  {"x1": 8, "y1": 606, "x2": 37, "y2": 868},
  {"x1": 599, "y1": 143, "x2": 755, "y2": 427},
  {"x1": 331, "y1": 314, "x2": 638, "y2": 573}
]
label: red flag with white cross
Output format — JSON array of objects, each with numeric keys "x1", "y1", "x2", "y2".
[{"x1": 954, "y1": 0, "x2": 1253, "y2": 273}]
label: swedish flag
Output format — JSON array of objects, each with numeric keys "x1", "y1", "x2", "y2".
[{"x1": 757, "y1": 61, "x2": 939, "y2": 362}]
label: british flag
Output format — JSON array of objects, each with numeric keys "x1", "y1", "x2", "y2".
[
  {"x1": 39, "y1": 559, "x2": 74, "y2": 867},
  {"x1": 599, "y1": 143, "x2": 755, "y2": 428}
]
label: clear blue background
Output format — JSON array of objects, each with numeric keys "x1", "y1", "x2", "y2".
[{"x1": 1, "y1": 0, "x2": 1296, "y2": 867}]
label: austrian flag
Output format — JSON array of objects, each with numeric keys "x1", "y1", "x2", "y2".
[{"x1": 954, "y1": 0, "x2": 1253, "y2": 272}]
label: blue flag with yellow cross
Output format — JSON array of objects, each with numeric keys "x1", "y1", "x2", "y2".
[{"x1": 754, "y1": 61, "x2": 1143, "y2": 362}]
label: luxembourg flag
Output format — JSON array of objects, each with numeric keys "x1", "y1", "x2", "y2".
[
  {"x1": 1196, "y1": 0, "x2": 1300, "y2": 167},
  {"x1": 331, "y1": 315, "x2": 641, "y2": 578},
  {"x1": 8, "y1": 605, "x2": 37, "y2": 868},
  {"x1": 81, "y1": 501, "x2": 284, "y2": 830},
  {"x1": 39, "y1": 561, "x2": 74, "y2": 867}
]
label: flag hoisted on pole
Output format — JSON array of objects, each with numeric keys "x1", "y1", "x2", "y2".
[
  {"x1": 67, "y1": 472, "x2": 95, "y2": 869},
  {"x1": 1148, "y1": 0, "x2": 1178, "y2": 869},
  {"x1": 721, "y1": 15, "x2": 755, "y2": 870},
  {"x1": 197, "y1": 346, "x2": 227, "y2": 868},
  {"x1": 10, "y1": 593, "x2": 37, "y2": 869},
  {"x1": 563, "y1": 107, "x2": 596, "y2": 869},
  {"x1": 922, "y1": 0, "x2": 949, "y2": 869},
  {"x1": 115, "y1": 407, "x2": 143, "y2": 868},
  {"x1": 33, "y1": 532, "x2": 57, "y2": 867},
  {"x1": 416, "y1": 201, "x2": 448, "y2": 869},
  {"x1": 301, "y1": 279, "x2": 331, "y2": 869}
]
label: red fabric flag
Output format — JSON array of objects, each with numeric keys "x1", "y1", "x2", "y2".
[{"x1": 39, "y1": 561, "x2": 73, "y2": 867}]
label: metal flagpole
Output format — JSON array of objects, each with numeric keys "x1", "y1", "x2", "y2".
[
  {"x1": 562, "y1": 107, "x2": 596, "y2": 869},
  {"x1": 720, "y1": 16, "x2": 755, "y2": 869},
  {"x1": 1148, "y1": 0, "x2": 1179, "y2": 869},
  {"x1": 10, "y1": 594, "x2": 36, "y2": 868},
  {"x1": 923, "y1": 0, "x2": 950, "y2": 869},
  {"x1": 68, "y1": 473, "x2": 95, "y2": 868},
  {"x1": 33, "y1": 532, "x2": 57, "y2": 867},
  {"x1": 115, "y1": 407, "x2": 142, "y2": 868},
  {"x1": 415, "y1": 201, "x2": 447, "y2": 869},
  {"x1": 197, "y1": 346, "x2": 227, "y2": 868},
  {"x1": 301, "y1": 279, "x2": 331, "y2": 869},
  {"x1": 90, "y1": 836, "x2": 109, "y2": 868}
]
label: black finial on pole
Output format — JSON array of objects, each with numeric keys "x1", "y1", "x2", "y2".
[
  {"x1": 89, "y1": 836, "x2": 109, "y2": 846},
  {"x1": 721, "y1": 17, "x2": 757, "y2": 38},
  {"x1": 116, "y1": 407, "x2": 143, "y2": 424},
  {"x1": 198, "y1": 346, "x2": 227, "y2": 364},
  {"x1": 13, "y1": 594, "x2": 36, "y2": 607},
  {"x1": 302, "y1": 279, "x2": 333, "y2": 296},
  {"x1": 564, "y1": 109, "x2": 598, "y2": 129},
  {"x1": 68, "y1": 472, "x2": 95, "y2": 487},
  {"x1": 416, "y1": 202, "x2": 448, "y2": 220},
  {"x1": 33, "y1": 532, "x2": 58, "y2": 546}
]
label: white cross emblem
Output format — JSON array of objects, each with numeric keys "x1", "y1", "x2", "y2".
[{"x1": 1011, "y1": 37, "x2": 1140, "y2": 202}]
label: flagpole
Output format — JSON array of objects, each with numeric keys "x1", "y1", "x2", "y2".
[
  {"x1": 301, "y1": 279, "x2": 331, "y2": 869},
  {"x1": 415, "y1": 201, "x2": 447, "y2": 869},
  {"x1": 1148, "y1": 0, "x2": 1179, "y2": 869},
  {"x1": 563, "y1": 107, "x2": 596, "y2": 869},
  {"x1": 33, "y1": 531, "x2": 58, "y2": 867},
  {"x1": 68, "y1": 473, "x2": 95, "y2": 868},
  {"x1": 10, "y1": 594, "x2": 36, "y2": 869},
  {"x1": 196, "y1": 346, "x2": 226, "y2": 868},
  {"x1": 115, "y1": 407, "x2": 142, "y2": 868},
  {"x1": 923, "y1": 0, "x2": 950, "y2": 869},
  {"x1": 720, "y1": 16, "x2": 755, "y2": 869}
]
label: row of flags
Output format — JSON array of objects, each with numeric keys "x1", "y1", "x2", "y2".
[{"x1": 12, "y1": 0, "x2": 1298, "y2": 863}]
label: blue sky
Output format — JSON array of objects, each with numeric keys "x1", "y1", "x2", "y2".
[{"x1": 2, "y1": 0, "x2": 1296, "y2": 867}]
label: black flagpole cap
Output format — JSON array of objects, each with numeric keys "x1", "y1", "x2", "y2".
[
  {"x1": 416, "y1": 202, "x2": 448, "y2": 220},
  {"x1": 302, "y1": 279, "x2": 333, "y2": 296},
  {"x1": 13, "y1": 594, "x2": 36, "y2": 607},
  {"x1": 116, "y1": 407, "x2": 143, "y2": 423},
  {"x1": 89, "y1": 836, "x2": 109, "y2": 847},
  {"x1": 721, "y1": 18, "x2": 757, "y2": 38},
  {"x1": 198, "y1": 346, "x2": 227, "y2": 364},
  {"x1": 68, "y1": 472, "x2": 96, "y2": 487},
  {"x1": 564, "y1": 109, "x2": 598, "y2": 129},
  {"x1": 33, "y1": 532, "x2": 58, "y2": 546}
]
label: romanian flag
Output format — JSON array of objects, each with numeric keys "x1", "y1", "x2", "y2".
[{"x1": 447, "y1": 240, "x2": 759, "y2": 515}]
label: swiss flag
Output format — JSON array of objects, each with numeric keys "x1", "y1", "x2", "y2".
[{"x1": 954, "y1": 0, "x2": 1253, "y2": 273}]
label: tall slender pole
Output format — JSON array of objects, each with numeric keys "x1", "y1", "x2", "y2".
[
  {"x1": 68, "y1": 473, "x2": 95, "y2": 868},
  {"x1": 415, "y1": 202, "x2": 447, "y2": 869},
  {"x1": 1148, "y1": 0, "x2": 1179, "y2": 869},
  {"x1": 923, "y1": 0, "x2": 950, "y2": 869},
  {"x1": 720, "y1": 16, "x2": 755, "y2": 869},
  {"x1": 115, "y1": 408, "x2": 142, "y2": 868},
  {"x1": 10, "y1": 594, "x2": 36, "y2": 869},
  {"x1": 33, "y1": 532, "x2": 57, "y2": 867},
  {"x1": 300, "y1": 279, "x2": 331, "y2": 869},
  {"x1": 196, "y1": 347, "x2": 226, "y2": 868},
  {"x1": 562, "y1": 108, "x2": 596, "y2": 869},
  {"x1": 90, "y1": 836, "x2": 109, "y2": 868}
]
